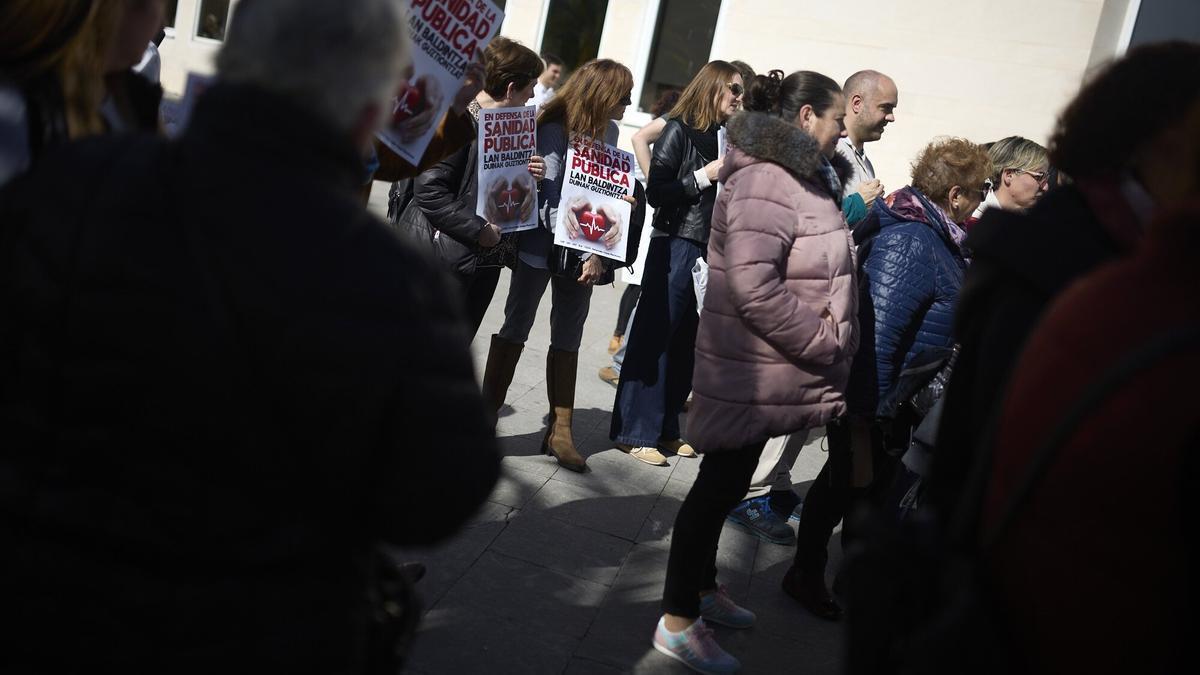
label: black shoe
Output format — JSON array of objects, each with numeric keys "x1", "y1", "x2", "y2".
[
  {"x1": 768, "y1": 489, "x2": 802, "y2": 520},
  {"x1": 781, "y1": 565, "x2": 843, "y2": 621}
]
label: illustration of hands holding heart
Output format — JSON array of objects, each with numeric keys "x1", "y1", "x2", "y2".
[
  {"x1": 390, "y1": 74, "x2": 442, "y2": 143},
  {"x1": 484, "y1": 175, "x2": 536, "y2": 224},
  {"x1": 563, "y1": 195, "x2": 623, "y2": 250}
]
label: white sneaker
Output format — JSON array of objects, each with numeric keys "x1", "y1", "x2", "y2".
[{"x1": 652, "y1": 617, "x2": 740, "y2": 674}]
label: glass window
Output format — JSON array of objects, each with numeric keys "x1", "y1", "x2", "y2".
[
  {"x1": 539, "y1": 0, "x2": 610, "y2": 74},
  {"x1": 196, "y1": 0, "x2": 231, "y2": 41},
  {"x1": 165, "y1": 0, "x2": 179, "y2": 29},
  {"x1": 638, "y1": 0, "x2": 722, "y2": 113}
]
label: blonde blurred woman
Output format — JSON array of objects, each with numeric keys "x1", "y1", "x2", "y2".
[{"x1": 1, "y1": 0, "x2": 165, "y2": 185}]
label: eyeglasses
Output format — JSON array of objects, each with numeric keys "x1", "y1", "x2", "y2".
[
  {"x1": 726, "y1": 82, "x2": 744, "y2": 98},
  {"x1": 1015, "y1": 169, "x2": 1049, "y2": 187}
]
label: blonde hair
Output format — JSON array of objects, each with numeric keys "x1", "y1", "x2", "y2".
[
  {"x1": 987, "y1": 136, "x2": 1048, "y2": 184},
  {"x1": 538, "y1": 59, "x2": 633, "y2": 142},
  {"x1": 666, "y1": 60, "x2": 740, "y2": 131},
  {"x1": 910, "y1": 137, "x2": 992, "y2": 203}
]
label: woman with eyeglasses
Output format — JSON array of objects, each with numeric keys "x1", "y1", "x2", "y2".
[
  {"x1": 970, "y1": 135, "x2": 1049, "y2": 223},
  {"x1": 609, "y1": 60, "x2": 743, "y2": 468},
  {"x1": 785, "y1": 136, "x2": 992, "y2": 621},
  {"x1": 480, "y1": 58, "x2": 637, "y2": 473}
]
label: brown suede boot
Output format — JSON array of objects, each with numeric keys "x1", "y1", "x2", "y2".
[
  {"x1": 544, "y1": 348, "x2": 586, "y2": 472},
  {"x1": 481, "y1": 334, "x2": 523, "y2": 412}
]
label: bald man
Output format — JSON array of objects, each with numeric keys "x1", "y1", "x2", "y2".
[{"x1": 838, "y1": 70, "x2": 898, "y2": 221}]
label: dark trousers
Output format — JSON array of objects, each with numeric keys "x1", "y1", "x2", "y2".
[
  {"x1": 610, "y1": 237, "x2": 702, "y2": 446},
  {"x1": 457, "y1": 266, "x2": 502, "y2": 340},
  {"x1": 662, "y1": 441, "x2": 765, "y2": 618},
  {"x1": 794, "y1": 419, "x2": 899, "y2": 574},
  {"x1": 795, "y1": 420, "x2": 855, "y2": 574},
  {"x1": 614, "y1": 283, "x2": 641, "y2": 336}
]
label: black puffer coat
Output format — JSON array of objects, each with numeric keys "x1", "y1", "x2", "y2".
[
  {"x1": 646, "y1": 118, "x2": 719, "y2": 245},
  {"x1": 0, "y1": 83, "x2": 499, "y2": 673}
]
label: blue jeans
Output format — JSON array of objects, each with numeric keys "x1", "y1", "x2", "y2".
[{"x1": 610, "y1": 236, "x2": 703, "y2": 446}]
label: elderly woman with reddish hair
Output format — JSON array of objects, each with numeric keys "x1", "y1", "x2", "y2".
[{"x1": 786, "y1": 136, "x2": 992, "y2": 620}]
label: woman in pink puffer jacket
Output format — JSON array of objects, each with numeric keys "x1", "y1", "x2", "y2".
[{"x1": 652, "y1": 70, "x2": 859, "y2": 674}]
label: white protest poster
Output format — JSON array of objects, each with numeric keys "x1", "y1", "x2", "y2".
[
  {"x1": 553, "y1": 136, "x2": 636, "y2": 263},
  {"x1": 476, "y1": 106, "x2": 538, "y2": 233},
  {"x1": 715, "y1": 125, "x2": 728, "y2": 198},
  {"x1": 377, "y1": 0, "x2": 504, "y2": 164}
]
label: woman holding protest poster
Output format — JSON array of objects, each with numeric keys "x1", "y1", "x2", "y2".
[
  {"x1": 411, "y1": 37, "x2": 545, "y2": 337},
  {"x1": 481, "y1": 58, "x2": 637, "y2": 473},
  {"x1": 609, "y1": 61, "x2": 743, "y2": 467}
]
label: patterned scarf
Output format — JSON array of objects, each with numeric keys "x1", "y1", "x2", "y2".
[{"x1": 817, "y1": 157, "x2": 843, "y2": 202}]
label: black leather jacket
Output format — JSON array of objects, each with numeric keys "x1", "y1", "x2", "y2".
[
  {"x1": 412, "y1": 113, "x2": 486, "y2": 275},
  {"x1": 646, "y1": 118, "x2": 718, "y2": 245}
]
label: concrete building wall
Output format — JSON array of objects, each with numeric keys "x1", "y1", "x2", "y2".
[{"x1": 160, "y1": 0, "x2": 1177, "y2": 191}]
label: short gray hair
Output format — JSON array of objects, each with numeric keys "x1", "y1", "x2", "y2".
[{"x1": 217, "y1": 0, "x2": 411, "y2": 134}]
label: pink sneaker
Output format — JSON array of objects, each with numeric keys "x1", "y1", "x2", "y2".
[
  {"x1": 700, "y1": 585, "x2": 756, "y2": 628},
  {"x1": 652, "y1": 617, "x2": 740, "y2": 674}
]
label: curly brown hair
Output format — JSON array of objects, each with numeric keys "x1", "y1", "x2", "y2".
[{"x1": 910, "y1": 137, "x2": 992, "y2": 204}]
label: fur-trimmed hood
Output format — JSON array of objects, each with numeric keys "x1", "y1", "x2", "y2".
[{"x1": 721, "y1": 110, "x2": 852, "y2": 190}]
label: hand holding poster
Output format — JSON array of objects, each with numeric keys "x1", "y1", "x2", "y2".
[
  {"x1": 477, "y1": 106, "x2": 538, "y2": 233},
  {"x1": 377, "y1": 0, "x2": 504, "y2": 164},
  {"x1": 553, "y1": 136, "x2": 636, "y2": 263}
]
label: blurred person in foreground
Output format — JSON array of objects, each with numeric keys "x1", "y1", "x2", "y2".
[
  {"x1": 1, "y1": 0, "x2": 165, "y2": 186},
  {"x1": 0, "y1": 0, "x2": 499, "y2": 671},
  {"x1": 928, "y1": 41, "x2": 1200, "y2": 523},
  {"x1": 981, "y1": 198, "x2": 1200, "y2": 674}
]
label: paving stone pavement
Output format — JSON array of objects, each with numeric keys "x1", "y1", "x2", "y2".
[{"x1": 368, "y1": 186, "x2": 846, "y2": 675}]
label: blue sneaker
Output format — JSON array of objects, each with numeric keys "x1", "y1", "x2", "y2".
[
  {"x1": 700, "y1": 585, "x2": 755, "y2": 628},
  {"x1": 768, "y1": 489, "x2": 802, "y2": 521},
  {"x1": 726, "y1": 496, "x2": 794, "y2": 545},
  {"x1": 652, "y1": 617, "x2": 740, "y2": 674}
]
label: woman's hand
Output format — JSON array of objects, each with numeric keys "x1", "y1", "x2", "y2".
[
  {"x1": 703, "y1": 157, "x2": 724, "y2": 182},
  {"x1": 577, "y1": 255, "x2": 606, "y2": 286},
  {"x1": 527, "y1": 155, "x2": 546, "y2": 182},
  {"x1": 857, "y1": 179, "x2": 884, "y2": 209},
  {"x1": 478, "y1": 222, "x2": 502, "y2": 248}
]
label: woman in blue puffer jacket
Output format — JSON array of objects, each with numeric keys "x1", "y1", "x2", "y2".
[{"x1": 785, "y1": 136, "x2": 992, "y2": 620}]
